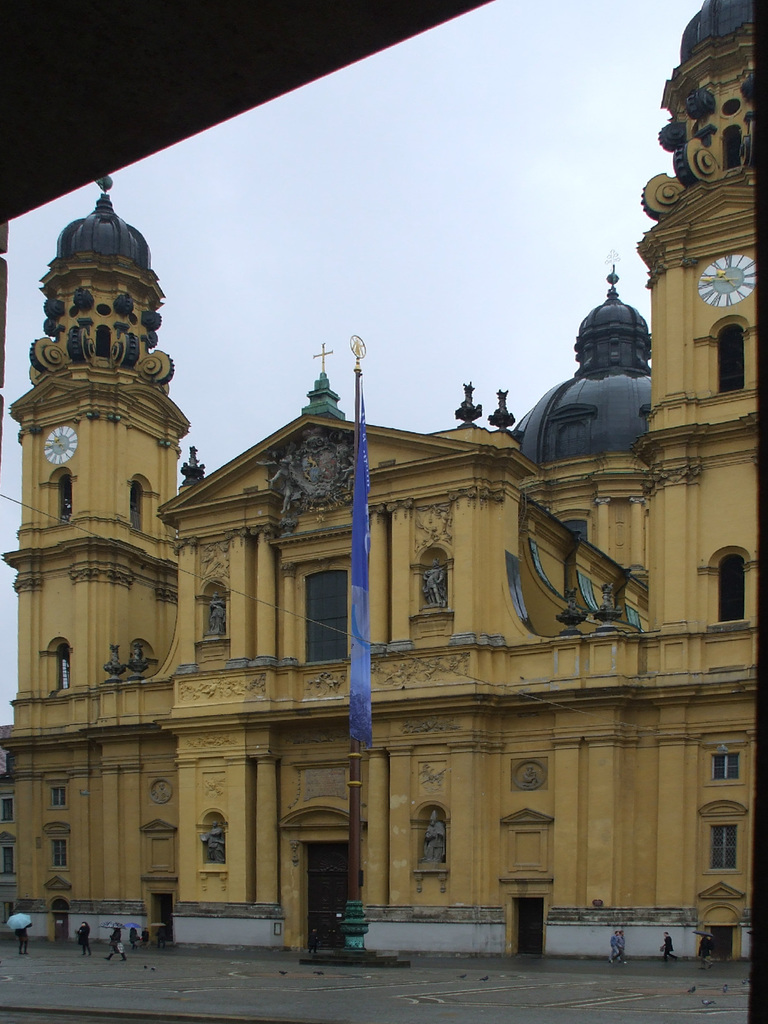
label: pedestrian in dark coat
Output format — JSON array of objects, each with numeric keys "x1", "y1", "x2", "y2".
[
  {"x1": 77, "y1": 921, "x2": 91, "y2": 956},
  {"x1": 15, "y1": 926, "x2": 29, "y2": 954},
  {"x1": 699, "y1": 934, "x2": 714, "y2": 969},
  {"x1": 661, "y1": 931, "x2": 677, "y2": 961},
  {"x1": 105, "y1": 926, "x2": 126, "y2": 961}
]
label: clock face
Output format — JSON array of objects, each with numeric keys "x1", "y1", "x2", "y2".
[
  {"x1": 44, "y1": 425, "x2": 78, "y2": 464},
  {"x1": 698, "y1": 254, "x2": 756, "y2": 307}
]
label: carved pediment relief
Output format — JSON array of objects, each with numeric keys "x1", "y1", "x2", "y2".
[
  {"x1": 44, "y1": 874, "x2": 72, "y2": 890},
  {"x1": 42, "y1": 820, "x2": 71, "y2": 836},
  {"x1": 0, "y1": 831, "x2": 16, "y2": 843},
  {"x1": 140, "y1": 819, "x2": 178, "y2": 834},
  {"x1": 501, "y1": 808, "x2": 554, "y2": 826},
  {"x1": 698, "y1": 881, "x2": 746, "y2": 900}
]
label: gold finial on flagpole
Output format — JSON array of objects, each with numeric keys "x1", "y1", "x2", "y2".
[{"x1": 350, "y1": 335, "x2": 366, "y2": 371}]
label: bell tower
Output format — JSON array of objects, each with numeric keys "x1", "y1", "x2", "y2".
[
  {"x1": 6, "y1": 180, "x2": 190, "y2": 698},
  {"x1": 637, "y1": 1, "x2": 755, "y2": 634}
]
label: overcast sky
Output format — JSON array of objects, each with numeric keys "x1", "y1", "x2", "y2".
[{"x1": 0, "y1": 0, "x2": 701, "y2": 713}]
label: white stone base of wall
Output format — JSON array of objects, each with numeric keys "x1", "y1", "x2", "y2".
[
  {"x1": 364, "y1": 905, "x2": 506, "y2": 955},
  {"x1": 173, "y1": 915, "x2": 284, "y2": 947}
]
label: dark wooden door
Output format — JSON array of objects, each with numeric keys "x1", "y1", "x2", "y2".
[
  {"x1": 710, "y1": 926, "x2": 733, "y2": 960},
  {"x1": 517, "y1": 898, "x2": 544, "y2": 954},
  {"x1": 307, "y1": 843, "x2": 348, "y2": 949},
  {"x1": 53, "y1": 912, "x2": 69, "y2": 941}
]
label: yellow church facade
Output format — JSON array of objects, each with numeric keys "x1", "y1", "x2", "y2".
[{"x1": 5, "y1": 1, "x2": 755, "y2": 958}]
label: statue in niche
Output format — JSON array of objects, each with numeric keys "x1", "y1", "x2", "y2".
[
  {"x1": 207, "y1": 591, "x2": 226, "y2": 634},
  {"x1": 422, "y1": 809, "x2": 446, "y2": 863},
  {"x1": 200, "y1": 820, "x2": 226, "y2": 863},
  {"x1": 422, "y1": 559, "x2": 448, "y2": 608}
]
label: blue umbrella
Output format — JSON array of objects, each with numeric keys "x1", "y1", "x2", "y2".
[
  {"x1": 123, "y1": 922, "x2": 141, "y2": 929},
  {"x1": 7, "y1": 913, "x2": 32, "y2": 930}
]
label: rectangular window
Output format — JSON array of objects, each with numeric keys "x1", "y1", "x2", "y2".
[
  {"x1": 52, "y1": 839, "x2": 67, "y2": 867},
  {"x1": 710, "y1": 824, "x2": 737, "y2": 869},
  {"x1": 1, "y1": 847, "x2": 13, "y2": 874},
  {"x1": 1, "y1": 798, "x2": 13, "y2": 821},
  {"x1": 713, "y1": 753, "x2": 740, "y2": 780},
  {"x1": 50, "y1": 786, "x2": 67, "y2": 807},
  {"x1": 306, "y1": 570, "x2": 348, "y2": 663}
]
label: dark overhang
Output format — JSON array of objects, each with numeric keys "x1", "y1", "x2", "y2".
[{"x1": 0, "y1": 0, "x2": 492, "y2": 223}]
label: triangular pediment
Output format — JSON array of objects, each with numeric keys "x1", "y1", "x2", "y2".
[
  {"x1": 0, "y1": 831, "x2": 16, "y2": 843},
  {"x1": 698, "y1": 881, "x2": 745, "y2": 900},
  {"x1": 159, "y1": 412, "x2": 523, "y2": 528},
  {"x1": 501, "y1": 808, "x2": 554, "y2": 826},
  {"x1": 140, "y1": 818, "x2": 177, "y2": 833},
  {"x1": 44, "y1": 874, "x2": 72, "y2": 890}
]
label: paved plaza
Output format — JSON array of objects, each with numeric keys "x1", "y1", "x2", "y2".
[{"x1": 0, "y1": 942, "x2": 751, "y2": 1024}]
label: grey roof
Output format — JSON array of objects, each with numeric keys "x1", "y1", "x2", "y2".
[
  {"x1": 515, "y1": 277, "x2": 651, "y2": 464},
  {"x1": 57, "y1": 192, "x2": 151, "y2": 270},
  {"x1": 680, "y1": 0, "x2": 754, "y2": 62}
]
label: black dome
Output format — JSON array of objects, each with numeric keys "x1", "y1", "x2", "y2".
[
  {"x1": 680, "y1": 0, "x2": 754, "y2": 62},
  {"x1": 56, "y1": 192, "x2": 151, "y2": 270},
  {"x1": 515, "y1": 274, "x2": 652, "y2": 463}
]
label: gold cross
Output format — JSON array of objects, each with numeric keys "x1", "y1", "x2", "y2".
[{"x1": 313, "y1": 343, "x2": 334, "y2": 374}]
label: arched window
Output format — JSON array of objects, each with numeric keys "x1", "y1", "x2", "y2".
[
  {"x1": 129, "y1": 481, "x2": 142, "y2": 530},
  {"x1": 722, "y1": 125, "x2": 742, "y2": 169},
  {"x1": 58, "y1": 475, "x2": 72, "y2": 522},
  {"x1": 718, "y1": 326, "x2": 744, "y2": 392},
  {"x1": 56, "y1": 643, "x2": 71, "y2": 690},
  {"x1": 306, "y1": 570, "x2": 347, "y2": 663},
  {"x1": 719, "y1": 555, "x2": 745, "y2": 622},
  {"x1": 95, "y1": 324, "x2": 111, "y2": 358}
]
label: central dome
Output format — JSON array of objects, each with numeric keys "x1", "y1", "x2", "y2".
[{"x1": 515, "y1": 274, "x2": 652, "y2": 463}]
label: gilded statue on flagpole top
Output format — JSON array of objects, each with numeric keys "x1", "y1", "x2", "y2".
[{"x1": 350, "y1": 335, "x2": 366, "y2": 368}]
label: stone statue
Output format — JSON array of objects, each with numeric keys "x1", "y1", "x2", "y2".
[
  {"x1": 487, "y1": 389, "x2": 516, "y2": 430},
  {"x1": 181, "y1": 446, "x2": 206, "y2": 487},
  {"x1": 200, "y1": 821, "x2": 226, "y2": 863},
  {"x1": 595, "y1": 582, "x2": 622, "y2": 629},
  {"x1": 103, "y1": 643, "x2": 126, "y2": 681},
  {"x1": 455, "y1": 382, "x2": 482, "y2": 424},
  {"x1": 126, "y1": 641, "x2": 149, "y2": 680},
  {"x1": 423, "y1": 559, "x2": 448, "y2": 608},
  {"x1": 423, "y1": 810, "x2": 446, "y2": 863},
  {"x1": 207, "y1": 591, "x2": 226, "y2": 634}
]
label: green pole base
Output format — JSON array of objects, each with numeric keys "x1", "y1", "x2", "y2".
[{"x1": 340, "y1": 900, "x2": 369, "y2": 951}]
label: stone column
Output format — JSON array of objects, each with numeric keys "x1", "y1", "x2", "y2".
[
  {"x1": 227, "y1": 530, "x2": 252, "y2": 663},
  {"x1": 552, "y1": 737, "x2": 581, "y2": 904},
  {"x1": 629, "y1": 496, "x2": 646, "y2": 569},
  {"x1": 388, "y1": 501, "x2": 412, "y2": 647},
  {"x1": 450, "y1": 493, "x2": 475, "y2": 639},
  {"x1": 256, "y1": 755, "x2": 279, "y2": 903},
  {"x1": 369, "y1": 506, "x2": 389, "y2": 648},
  {"x1": 280, "y1": 562, "x2": 298, "y2": 663},
  {"x1": 365, "y1": 748, "x2": 390, "y2": 906},
  {"x1": 253, "y1": 527, "x2": 277, "y2": 661},
  {"x1": 387, "y1": 747, "x2": 413, "y2": 904},
  {"x1": 594, "y1": 497, "x2": 611, "y2": 554}
]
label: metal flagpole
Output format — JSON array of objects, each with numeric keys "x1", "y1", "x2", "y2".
[{"x1": 342, "y1": 334, "x2": 370, "y2": 951}]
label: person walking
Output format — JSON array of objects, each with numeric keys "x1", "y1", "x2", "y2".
[
  {"x1": 129, "y1": 927, "x2": 139, "y2": 951},
  {"x1": 15, "y1": 925, "x2": 29, "y2": 955},
  {"x1": 609, "y1": 930, "x2": 621, "y2": 963},
  {"x1": 617, "y1": 930, "x2": 627, "y2": 963},
  {"x1": 661, "y1": 931, "x2": 677, "y2": 961},
  {"x1": 699, "y1": 933, "x2": 714, "y2": 969},
  {"x1": 104, "y1": 926, "x2": 127, "y2": 961},
  {"x1": 76, "y1": 921, "x2": 91, "y2": 956},
  {"x1": 308, "y1": 928, "x2": 319, "y2": 954}
]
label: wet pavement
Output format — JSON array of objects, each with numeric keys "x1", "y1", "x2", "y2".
[{"x1": 0, "y1": 942, "x2": 751, "y2": 1023}]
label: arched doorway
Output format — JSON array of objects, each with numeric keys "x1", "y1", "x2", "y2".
[{"x1": 51, "y1": 898, "x2": 69, "y2": 941}]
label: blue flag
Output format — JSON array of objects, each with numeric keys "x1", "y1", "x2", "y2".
[{"x1": 349, "y1": 391, "x2": 372, "y2": 747}]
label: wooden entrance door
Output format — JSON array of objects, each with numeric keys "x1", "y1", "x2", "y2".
[
  {"x1": 307, "y1": 843, "x2": 348, "y2": 949},
  {"x1": 516, "y1": 897, "x2": 544, "y2": 954},
  {"x1": 52, "y1": 898, "x2": 69, "y2": 941},
  {"x1": 710, "y1": 925, "x2": 733, "y2": 960}
]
